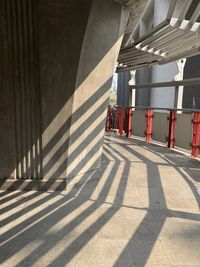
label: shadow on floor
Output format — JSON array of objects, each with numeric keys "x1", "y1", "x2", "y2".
[{"x1": 1, "y1": 134, "x2": 200, "y2": 266}]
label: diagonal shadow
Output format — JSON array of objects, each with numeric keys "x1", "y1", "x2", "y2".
[
  {"x1": 144, "y1": 144, "x2": 200, "y2": 209},
  {"x1": 2, "y1": 150, "x2": 118, "y2": 261},
  {"x1": 2, "y1": 151, "x2": 121, "y2": 266},
  {"x1": 112, "y1": 138, "x2": 167, "y2": 266},
  {"x1": 1, "y1": 137, "x2": 134, "y2": 266},
  {"x1": 1, "y1": 135, "x2": 199, "y2": 266},
  {"x1": 0, "y1": 96, "x2": 112, "y2": 244},
  {"x1": 46, "y1": 144, "x2": 132, "y2": 266}
]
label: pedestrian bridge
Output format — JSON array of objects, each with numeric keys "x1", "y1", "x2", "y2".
[{"x1": 1, "y1": 134, "x2": 200, "y2": 266}]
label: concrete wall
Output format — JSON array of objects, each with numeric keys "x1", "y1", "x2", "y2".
[
  {"x1": 0, "y1": 0, "x2": 128, "y2": 190},
  {"x1": 0, "y1": 0, "x2": 14, "y2": 179}
]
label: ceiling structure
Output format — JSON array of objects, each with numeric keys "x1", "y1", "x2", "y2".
[
  {"x1": 117, "y1": 0, "x2": 200, "y2": 72},
  {"x1": 121, "y1": 0, "x2": 150, "y2": 46},
  {"x1": 113, "y1": 0, "x2": 150, "y2": 46}
]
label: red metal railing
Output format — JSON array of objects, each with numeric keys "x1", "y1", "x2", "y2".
[
  {"x1": 145, "y1": 109, "x2": 153, "y2": 142},
  {"x1": 167, "y1": 110, "x2": 176, "y2": 149},
  {"x1": 105, "y1": 106, "x2": 132, "y2": 137},
  {"x1": 191, "y1": 112, "x2": 200, "y2": 157},
  {"x1": 126, "y1": 107, "x2": 132, "y2": 138},
  {"x1": 105, "y1": 106, "x2": 200, "y2": 158}
]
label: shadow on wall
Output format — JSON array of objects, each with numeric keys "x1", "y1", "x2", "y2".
[
  {"x1": 0, "y1": 0, "x2": 128, "y2": 189},
  {"x1": 0, "y1": 78, "x2": 111, "y2": 190}
]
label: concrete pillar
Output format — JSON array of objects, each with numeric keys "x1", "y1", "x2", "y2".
[
  {"x1": 0, "y1": 0, "x2": 129, "y2": 190},
  {"x1": 183, "y1": 1, "x2": 200, "y2": 108},
  {"x1": 136, "y1": 19, "x2": 151, "y2": 107},
  {"x1": 117, "y1": 71, "x2": 130, "y2": 106},
  {"x1": 67, "y1": 0, "x2": 129, "y2": 179},
  {"x1": 150, "y1": 0, "x2": 177, "y2": 108}
]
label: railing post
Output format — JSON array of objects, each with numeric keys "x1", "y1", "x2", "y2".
[
  {"x1": 145, "y1": 108, "x2": 153, "y2": 142},
  {"x1": 167, "y1": 110, "x2": 176, "y2": 148},
  {"x1": 118, "y1": 107, "x2": 125, "y2": 136},
  {"x1": 105, "y1": 106, "x2": 112, "y2": 132},
  {"x1": 191, "y1": 112, "x2": 200, "y2": 157},
  {"x1": 126, "y1": 108, "x2": 133, "y2": 138}
]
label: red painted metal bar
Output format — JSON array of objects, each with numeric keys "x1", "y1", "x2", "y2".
[
  {"x1": 105, "y1": 106, "x2": 112, "y2": 132},
  {"x1": 167, "y1": 110, "x2": 176, "y2": 148},
  {"x1": 126, "y1": 108, "x2": 133, "y2": 138},
  {"x1": 118, "y1": 107, "x2": 125, "y2": 136},
  {"x1": 191, "y1": 112, "x2": 200, "y2": 157},
  {"x1": 145, "y1": 108, "x2": 153, "y2": 142}
]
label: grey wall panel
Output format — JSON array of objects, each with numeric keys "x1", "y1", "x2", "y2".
[
  {"x1": 153, "y1": 112, "x2": 168, "y2": 143},
  {"x1": 132, "y1": 110, "x2": 146, "y2": 138},
  {"x1": 175, "y1": 114, "x2": 193, "y2": 150}
]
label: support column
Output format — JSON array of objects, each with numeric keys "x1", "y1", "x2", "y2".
[
  {"x1": 0, "y1": 0, "x2": 130, "y2": 190},
  {"x1": 67, "y1": 0, "x2": 130, "y2": 178}
]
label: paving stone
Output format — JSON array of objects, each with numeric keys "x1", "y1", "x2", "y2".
[{"x1": 1, "y1": 135, "x2": 200, "y2": 267}]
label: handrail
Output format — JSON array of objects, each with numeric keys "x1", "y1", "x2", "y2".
[
  {"x1": 109, "y1": 105, "x2": 200, "y2": 113},
  {"x1": 129, "y1": 77, "x2": 200, "y2": 89}
]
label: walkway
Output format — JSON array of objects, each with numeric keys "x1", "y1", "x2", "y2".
[{"x1": 1, "y1": 134, "x2": 200, "y2": 266}]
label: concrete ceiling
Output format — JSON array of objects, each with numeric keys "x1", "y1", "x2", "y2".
[
  {"x1": 122, "y1": 0, "x2": 150, "y2": 47},
  {"x1": 113, "y1": 0, "x2": 150, "y2": 47},
  {"x1": 113, "y1": 0, "x2": 151, "y2": 47}
]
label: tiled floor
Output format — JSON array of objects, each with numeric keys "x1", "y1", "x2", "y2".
[{"x1": 1, "y1": 134, "x2": 200, "y2": 266}]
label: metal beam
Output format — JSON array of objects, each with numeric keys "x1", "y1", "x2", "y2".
[
  {"x1": 129, "y1": 77, "x2": 200, "y2": 89},
  {"x1": 127, "y1": 106, "x2": 200, "y2": 113},
  {"x1": 134, "y1": 20, "x2": 169, "y2": 46},
  {"x1": 190, "y1": 2, "x2": 200, "y2": 24},
  {"x1": 167, "y1": 0, "x2": 177, "y2": 20},
  {"x1": 178, "y1": 0, "x2": 193, "y2": 22}
]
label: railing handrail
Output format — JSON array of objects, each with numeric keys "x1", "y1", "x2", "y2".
[
  {"x1": 129, "y1": 77, "x2": 200, "y2": 89},
  {"x1": 109, "y1": 105, "x2": 200, "y2": 113}
]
